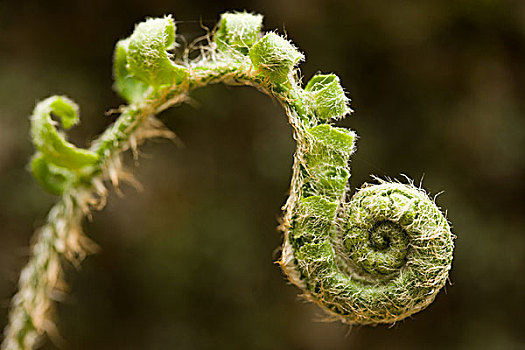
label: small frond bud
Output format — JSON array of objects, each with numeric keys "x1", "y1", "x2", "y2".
[
  {"x1": 30, "y1": 96, "x2": 99, "y2": 170},
  {"x1": 215, "y1": 12, "x2": 263, "y2": 55},
  {"x1": 127, "y1": 16, "x2": 188, "y2": 87},
  {"x1": 305, "y1": 74, "x2": 351, "y2": 122},
  {"x1": 249, "y1": 32, "x2": 303, "y2": 83},
  {"x1": 308, "y1": 124, "x2": 356, "y2": 158},
  {"x1": 304, "y1": 124, "x2": 356, "y2": 174}
]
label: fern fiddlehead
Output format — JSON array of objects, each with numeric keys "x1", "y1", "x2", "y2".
[{"x1": 2, "y1": 12, "x2": 454, "y2": 349}]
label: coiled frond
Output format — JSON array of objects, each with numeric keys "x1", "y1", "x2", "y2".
[{"x1": 3, "y1": 11, "x2": 454, "y2": 350}]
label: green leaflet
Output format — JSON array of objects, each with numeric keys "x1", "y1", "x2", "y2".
[
  {"x1": 113, "y1": 38, "x2": 149, "y2": 103},
  {"x1": 215, "y1": 12, "x2": 263, "y2": 55},
  {"x1": 301, "y1": 125, "x2": 355, "y2": 200},
  {"x1": 305, "y1": 74, "x2": 351, "y2": 122},
  {"x1": 249, "y1": 32, "x2": 303, "y2": 84},
  {"x1": 29, "y1": 96, "x2": 99, "y2": 194},
  {"x1": 126, "y1": 16, "x2": 188, "y2": 87},
  {"x1": 30, "y1": 96, "x2": 99, "y2": 169}
]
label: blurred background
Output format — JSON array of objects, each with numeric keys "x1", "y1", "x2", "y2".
[{"x1": 1, "y1": 0, "x2": 524, "y2": 349}]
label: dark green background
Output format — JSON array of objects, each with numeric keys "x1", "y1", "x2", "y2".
[{"x1": 1, "y1": 0, "x2": 524, "y2": 349}]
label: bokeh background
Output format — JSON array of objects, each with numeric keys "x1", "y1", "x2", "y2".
[{"x1": 1, "y1": 0, "x2": 524, "y2": 349}]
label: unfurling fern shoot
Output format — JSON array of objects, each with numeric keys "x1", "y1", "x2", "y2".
[{"x1": 2, "y1": 11, "x2": 454, "y2": 350}]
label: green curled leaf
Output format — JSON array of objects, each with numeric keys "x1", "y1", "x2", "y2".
[
  {"x1": 305, "y1": 74, "x2": 351, "y2": 121},
  {"x1": 215, "y1": 12, "x2": 263, "y2": 55},
  {"x1": 305, "y1": 124, "x2": 356, "y2": 168},
  {"x1": 127, "y1": 16, "x2": 188, "y2": 87},
  {"x1": 301, "y1": 125, "x2": 355, "y2": 200},
  {"x1": 113, "y1": 38, "x2": 149, "y2": 103},
  {"x1": 30, "y1": 96, "x2": 99, "y2": 169},
  {"x1": 30, "y1": 153, "x2": 73, "y2": 195},
  {"x1": 249, "y1": 32, "x2": 303, "y2": 83},
  {"x1": 302, "y1": 164, "x2": 350, "y2": 201}
]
